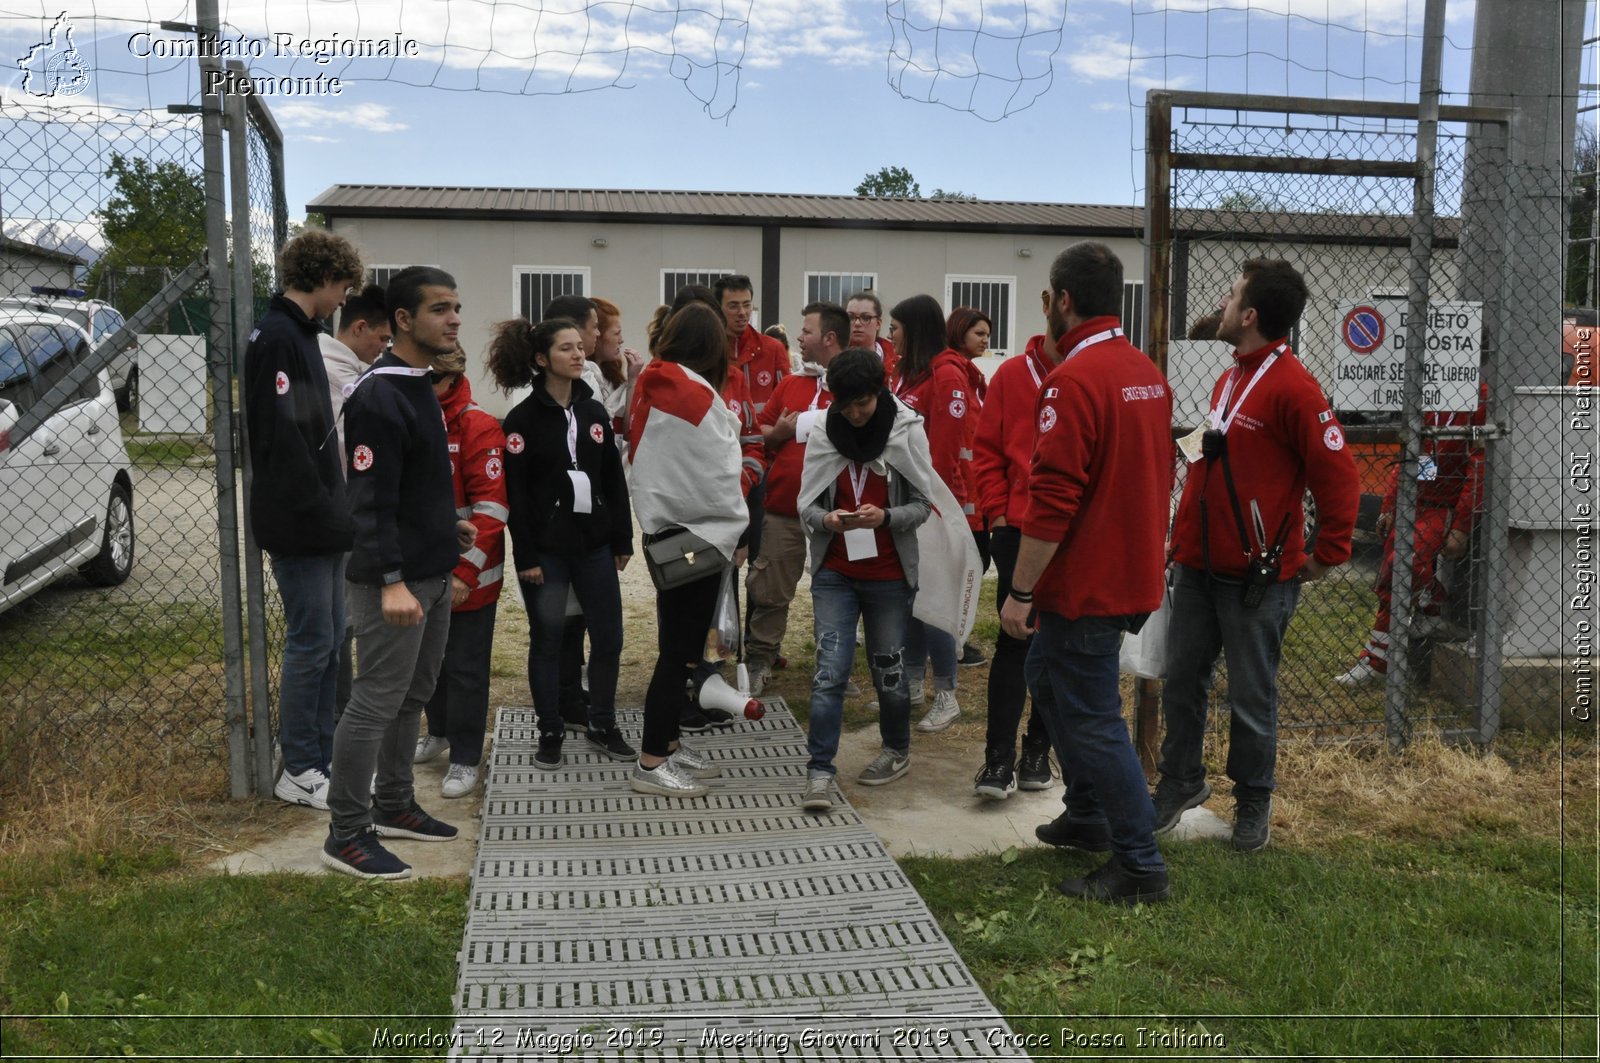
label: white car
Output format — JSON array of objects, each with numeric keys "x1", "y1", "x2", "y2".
[
  {"x1": 0, "y1": 307, "x2": 135, "y2": 614},
  {"x1": 0, "y1": 291, "x2": 139, "y2": 411}
]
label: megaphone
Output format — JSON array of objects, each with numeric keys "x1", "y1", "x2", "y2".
[{"x1": 697, "y1": 670, "x2": 764, "y2": 721}]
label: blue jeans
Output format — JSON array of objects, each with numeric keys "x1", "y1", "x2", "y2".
[
  {"x1": 807, "y1": 567, "x2": 914, "y2": 776},
  {"x1": 905, "y1": 619, "x2": 958, "y2": 693},
  {"x1": 269, "y1": 552, "x2": 346, "y2": 776},
  {"x1": 524, "y1": 547, "x2": 623, "y2": 734},
  {"x1": 1025, "y1": 611, "x2": 1163, "y2": 873},
  {"x1": 1159, "y1": 565, "x2": 1301, "y2": 801}
]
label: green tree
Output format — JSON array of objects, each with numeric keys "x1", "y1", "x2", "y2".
[
  {"x1": 86, "y1": 154, "x2": 207, "y2": 316},
  {"x1": 856, "y1": 166, "x2": 922, "y2": 199},
  {"x1": 1567, "y1": 124, "x2": 1596, "y2": 307}
]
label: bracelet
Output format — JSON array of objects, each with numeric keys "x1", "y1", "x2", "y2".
[{"x1": 1009, "y1": 588, "x2": 1034, "y2": 604}]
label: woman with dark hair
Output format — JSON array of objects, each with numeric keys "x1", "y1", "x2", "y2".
[
  {"x1": 945, "y1": 305, "x2": 994, "y2": 667},
  {"x1": 489, "y1": 317, "x2": 634, "y2": 771},
  {"x1": 888, "y1": 294, "x2": 985, "y2": 733},
  {"x1": 413, "y1": 345, "x2": 508, "y2": 799},
  {"x1": 624, "y1": 302, "x2": 750, "y2": 796}
]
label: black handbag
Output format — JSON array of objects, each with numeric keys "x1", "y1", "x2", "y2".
[{"x1": 642, "y1": 526, "x2": 727, "y2": 591}]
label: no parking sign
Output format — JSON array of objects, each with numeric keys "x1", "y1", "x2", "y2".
[
  {"x1": 1342, "y1": 305, "x2": 1386, "y2": 355},
  {"x1": 1331, "y1": 298, "x2": 1481, "y2": 412}
]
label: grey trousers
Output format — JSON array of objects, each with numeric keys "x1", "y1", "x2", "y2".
[{"x1": 328, "y1": 575, "x2": 452, "y2": 838}]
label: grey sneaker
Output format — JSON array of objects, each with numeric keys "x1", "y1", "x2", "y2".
[
  {"x1": 1232, "y1": 795, "x2": 1273, "y2": 852},
  {"x1": 801, "y1": 773, "x2": 834, "y2": 812},
  {"x1": 915, "y1": 689, "x2": 961, "y2": 733},
  {"x1": 747, "y1": 667, "x2": 772, "y2": 698},
  {"x1": 1152, "y1": 780, "x2": 1212, "y2": 835},
  {"x1": 867, "y1": 690, "x2": 924, "y2": 712},
  {"x1": 630, "y1": 759, "x2": 710, "y2": 797},
  {"x1": 857, "y1": 747, "x2": 910, "y2": 786},
  {"x1": 668, "y1": 739, "x2": 722, "y2": 779},
  {"x1": 413, "y1": 734, "x2": 449, "y2": 764},
  {"x1": 843, "y1": 678, "x2": 863, "y2": 698}
]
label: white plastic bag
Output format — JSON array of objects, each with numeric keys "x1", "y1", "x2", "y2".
[
  {"x1": 703, "y1": 566, "x2": 741, "y2": 664},
  {"x1": 1119, "y1": 577, "x2": 1172, "y2": 679}
]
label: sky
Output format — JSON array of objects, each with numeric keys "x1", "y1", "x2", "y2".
[{"x1": 0, "y1": 0, "x2": 1567, "y2": 252}]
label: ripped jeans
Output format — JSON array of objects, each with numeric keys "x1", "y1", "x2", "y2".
[{"x1": 806, "y1": 566, "x2": 914, "y2": 776}]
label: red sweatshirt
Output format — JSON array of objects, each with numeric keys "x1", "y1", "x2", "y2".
[
  {"x1": 896, "y1": 349, "x2": 986, "y2": 527},
  {"x1": 1381, "y1": 386, "x2": 1487, "y2": 533},
  {"x1": 439, "y1": 374, "x2": 508, "y2": 613},
  {"x1": 732, "y1": 324, "x2": 790, "y2": 414},
  {"x1": 1171, "y1": 340, "x2": 1359, "y2": 579},
  {"x1": 974, "y1": 334, "x2": 1050, "y2": 526},
  {"x1": 720, "y1": 370, "x2": 768, "y2": 496},
  {"x1": 756, "y1": 371, "x2": 832, "y2": 517},
  {"x1": 1021, "y1": 318, "x2": 1174, "y2": 619}
]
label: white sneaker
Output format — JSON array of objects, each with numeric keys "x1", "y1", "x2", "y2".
[
  {"x1": 1335, "y1": 658, "x2": 1384, "y2": 688},
  {"x1": 915, "y1": 689, "x2": 961, "y2": 733},
  {"x1": 630, "y1": 759, "x2": 710, "y2": 797},
  {"x1": 275, "y1": 767, "x2": 330, "y2": 810},
  {"x1": 747, "y1": 667, "x2": 771, "y2": 698},
  {"x1": 441, "y1": 763, "x2": 478, "y2": 799},
  {"x1": 668, "y1": 739, "x2": 723, "y2": 779},
  {"x1": 414, "y1": 734, "x2": 449, "y2": 764}
]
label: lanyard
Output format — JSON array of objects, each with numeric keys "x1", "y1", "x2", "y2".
[
  {"x1": 1208, "y1": 344, "x2": 1286, "y2": 435},
  {"x1": 846, "y1": 462, "x2": 870, "y2": 506},
  {"x1": 1062, "y1": 326, "x2": 1124, "y2": 363},
  {"x1": 809, "y1": 379, "x2": 827, "y2": 411},
  {"x1": 340, "y1": 363, "x2": 429, "y2": 400},
  {"x1": 1025, "y1": 353, "x2": 1043, "y2": 389},
  {"x1": 564, "y1": 406, "x2": 578, "y2": 468}
]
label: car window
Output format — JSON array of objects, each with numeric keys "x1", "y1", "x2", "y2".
[
  {"x1": 25, "y1": 323, "x2": 72, "y2": 399},
  {"x1": 94, "y1": 308, "x2": 123, "y2": 339},
  {"x1": 61, "y1": 325, "x2": 101, "y2": 403},
  {"x1": 0, "y1": 328, "x2": 32, "y2": 417}
]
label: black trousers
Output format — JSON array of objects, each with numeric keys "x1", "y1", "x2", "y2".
[{"x1": 985, "y1": 525, "x2": 1049, "y2": 756}]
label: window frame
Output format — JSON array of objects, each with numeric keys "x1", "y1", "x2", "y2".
[
  {"x1": 512, "y1": 266, "x2": 591, "y2": 322},
  {"x1": 803, "y1": 271, "x2": 880, "y2": 312},
  {"x1": 943, "y1": 274, "x2": 1018, "y2": 357},
  {"x1": 660, "y1": 268, "x2": 737, "y2": 309}
]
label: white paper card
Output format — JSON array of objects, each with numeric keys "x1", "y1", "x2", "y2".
[
  {"x1": 795, "y1": 409, "x2": 822, "y2": 443},
  {"x1": 1177, "y1": 425, "x2": 1206, "y2": 465},
  {"x1": 843, "y1": 526, "x2": 878, "y2": 561},
  {"x1": 567, "y1": 470, "x2": 593, "y2": 514}
]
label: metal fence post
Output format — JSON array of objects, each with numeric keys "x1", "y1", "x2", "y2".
[{"x1": 195, "y1": 0, "x2": 249, "y2": 798}]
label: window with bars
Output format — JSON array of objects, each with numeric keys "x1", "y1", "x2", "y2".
[
  {"x1": 367, "y1": 265, "x2": 408, "y2": 291},
  {"x1": 661, "y1": 269, "x2": 734, "y2": 307},
  {"x1": 944, "y1": 275, "x2": 1015, "y2": 356},
  {"x1": 1123, "y1": 280, "x2": 1145, "y2": 348},
  {"x1": 805, "y1": 272, "x2": 878, "y2": 307},
  {"x1": 515, "y1": 267, "x2": 590, "y2": 322}
]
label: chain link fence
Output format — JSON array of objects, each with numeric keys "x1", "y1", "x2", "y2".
[
  {"x1": 0, "y1": 34, "x2": 288, "y2": 801},
  {"x1": 1145, "y1": 90, "x2": 1590, "y2": 745}
]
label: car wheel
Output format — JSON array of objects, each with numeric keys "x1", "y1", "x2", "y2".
[
  {"x1": 83, "y1": 480, "x2": 135, "y2": 586},
  {"x1": 114, "y1": 367, "x2": 138, "y2": 413}
]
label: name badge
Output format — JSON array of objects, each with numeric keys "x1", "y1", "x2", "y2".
[
  {"x1": 843, "y1": 526, "x2": 878, "y2": 561},
  {"x1": 567, "y1": 470, "x2": 593, "y2": 514},
  {"x1": 1177, "y1": 425, "x2": 1207, "y2": 465}
]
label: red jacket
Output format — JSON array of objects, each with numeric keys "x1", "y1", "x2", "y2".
[
  {"x1": 439, "y1": 374, "x2": 508, "y2": 612},
  {"x1": 1171, "y1": 339, "x2": 1359, "y2": 579},
  {"x1": 896, "y1": 349, "x2": 986, "y2": 527},
  {"x1": 1381, "y1": 387, "x2": 1487, "y2": 534},
  {"x1": 733, "y1": 324, "x2": 790, "y2": 414},
  {"x1": 721, "y1": 370, "x2": 768, "y2": 496},
  {"x1": 974, "y1": 334, "x2": 1050, "y2": 526},
  {"x1": 756, "y1": 371, "x2": 832, "y2": 517},
  {"x1": 1021, "y1": 317, "x2": 1174, "y2": 619},
  {"x1": 875, "y1": 336, "x2": 899, "y2": 379}
]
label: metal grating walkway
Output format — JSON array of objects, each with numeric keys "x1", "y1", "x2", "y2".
[{"x1": 450, "y1": 700, "x2": 1016, "y2": 1060}]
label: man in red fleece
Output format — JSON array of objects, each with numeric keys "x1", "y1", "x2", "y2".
[
  {"x1": 999, "y1": 242, "x2": 1175, "y2": 905},
  {"x1": 1154, "y1": 258, "x2": 1358, "y2": 853}
]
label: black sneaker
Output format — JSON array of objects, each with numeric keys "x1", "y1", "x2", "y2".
[
  {"x1": 974, "y1": 752, "x2": 1016, "y2": 800},
  {"x1": 1017, "y1": 743, "x2": 1054, "y2": 791},
  {"x1": 1058, "y1": 858, "x2": 1170, "y2": 905},
  {"x1": 372, "y1": 801, "x2": 459, "y2": 843},
  {"x1": 1034, "y1": 812, "x2": 1112, "y2": 852},
  {"x1": 679, "y1": 710, "x2": 713, "y2": 734},
  {"x1": 1152, "y1": 780, "x2": 1211, "y2": 835},
  {"x1": 1232, "y1": 795, "x2": 1273, "y2": 852},
  {"x1": 959, "y1": 641, "x2": 988, "y2": 667},
  {"x1": 320, "y1": 828, "x2": 411, "y2": 879},
  {"x1": 700, "y1": 706, "x2": 737, "y2": 729},
  {"x1": 534, "y1": 729, "x2": 564, "y2": 769},
  {"x1": 586, "y1": 726, "x2": 636, "y2": 760}
]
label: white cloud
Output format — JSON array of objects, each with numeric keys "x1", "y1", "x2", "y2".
[{"x1": 276, "y1": 100, "x2": 408, "y2": 133}]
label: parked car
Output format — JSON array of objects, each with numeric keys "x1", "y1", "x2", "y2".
[
  {"x1": 0, "y1": 307, "x2": 135, "y2": 615},
  {"x1": 0, "y1": 288, "x2": 139, "y2": 411},
  {"x1": 1564, "y1": 308, "x2": 1596, "y2": 387}
]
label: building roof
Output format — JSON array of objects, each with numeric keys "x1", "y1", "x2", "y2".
[
  {"x1": 308, "y1": 185, "x2": 1456, "y2": 246},
  {"x1": 309, "y1": 185, "x2": 1144, "y2": 235},
  {"x1": 0, "y1": 234, "x2": 85, "y2": 266}
]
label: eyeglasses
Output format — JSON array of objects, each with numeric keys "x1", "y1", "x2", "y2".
[{"x1": 847, "y1": 313, "x2": 879, "y2": 324}]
